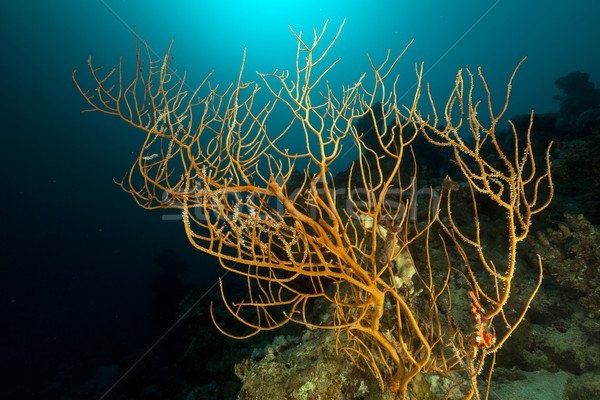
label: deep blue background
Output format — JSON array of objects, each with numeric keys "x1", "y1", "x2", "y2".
[{"x1": 1, "y1": 1, "x2": 599, "y2": 398}]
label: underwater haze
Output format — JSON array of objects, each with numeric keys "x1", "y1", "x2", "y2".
[{"x1": 1, "y1": 1, "x2": 599, "y2": 399}]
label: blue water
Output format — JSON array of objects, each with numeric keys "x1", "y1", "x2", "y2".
[{"x1": 1, "y1": 1, "x2": 599, "y2": 398}]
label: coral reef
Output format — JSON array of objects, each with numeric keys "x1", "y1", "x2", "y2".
[
  {"x1": 527, "y1": 213, "x2": 600, "y2": 318},
  {"x1": 235, "y1": 329, "x2": 385, "y2": 400},
  {"x1": 553, "y1": 71, "x2": 600, "y2": 130}
]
